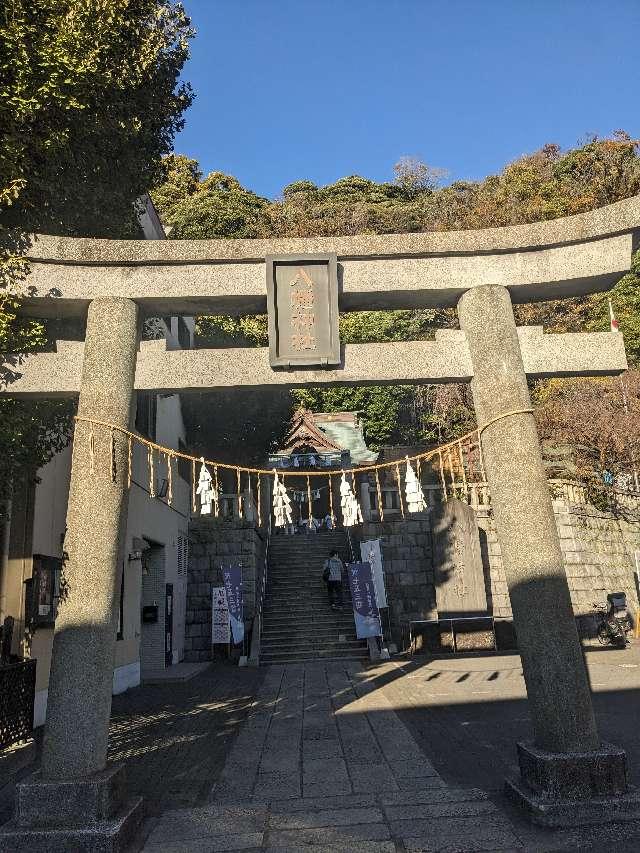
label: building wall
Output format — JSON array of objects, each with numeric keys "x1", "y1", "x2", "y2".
[{"x1": 1, "y1": 390, "x2": 192, "y2": 726}]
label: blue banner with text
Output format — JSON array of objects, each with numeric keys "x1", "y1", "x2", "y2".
[
  {"x1": 347, "y1": 561, "x2": 382, "y2": 639},
  {"x1": 222, "y1": 565, "x2": 244, "y2": 645}
]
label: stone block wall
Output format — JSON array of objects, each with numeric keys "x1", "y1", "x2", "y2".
[
  {"x1": 184, "y1": 517, "x2": 266, "y2": 662},
  {"x1": 357, "y1": 491, "x2": 640, "y2": 647},
  {"x1": 477, "y1": 498, "x2": 640, "y2": 621},
  {"x1": 358, "y1": 516, "x2": 435, "y2": 645}
]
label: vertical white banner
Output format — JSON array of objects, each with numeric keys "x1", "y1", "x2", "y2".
[
  {"x1": 212, "y1": 586, "x2": 230, "y2": 644},
  {"x1": 360, "y1": 538, "x2": 387, "y2": 608}
]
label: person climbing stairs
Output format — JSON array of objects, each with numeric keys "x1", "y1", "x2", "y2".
[{"x1": 259, "y1": 531, "x2": 369, "y2": 664}]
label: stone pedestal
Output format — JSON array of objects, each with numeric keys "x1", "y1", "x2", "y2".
[
  {"x1": 1, "y1": 298, "x2": 141, "y2": 850},
  {"x1": 458, "y1": 284, "x2": 634, "y2": 826},
  {"x1": 506, "y1": 742, "x2": 640, "y2": 827},
  {"x1": 0, "y1": 766, "x2": 143, "y2": 853}
]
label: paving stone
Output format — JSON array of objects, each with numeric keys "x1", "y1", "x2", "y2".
[
  {"x1": 269, "y1": 794, "x2": 375, "y2": 814},
  {"x1": 340, "y1": 736, "x2": 384, "y2": 764},
  {"x1": 302, "y1": 779, "x2": 353, "y2": 798},
  {"x1": 395, "y1": 777, "x2": 447, "y2": 791},
  {"x1": 269, "y1": 805, "x2": 383, "y2": 829},
  {"x1": 388, "y1": 758, "x2": 440, "y2": 779},
  {"x1": 267, "y1": 822, "x2": 392, "y2": 846},
  {"x1": 384, "y1": 799, "x2": 497, "y2": 821},
  {"x1": 144, "y1": 834, "x2": 263, "y2": 852},
  {"x1": 253, "y1": 772, "x2": 301, "y2": 801},
  {"x1": 380, "y1": 787, "x2": 488, "y2": 806},
  {"x1": 302, "y1": 739, "x2": 342, "y2": 760},
  {"x1": 302, "y1": 757, "x2": 349, "y2": 784},
  {"x1": 302, "y1": 725, "x2": 338, "y2": 741},
  {"x1": 266, "y1": 844, "x2": 395, "y2": 853},
  {"x1": 348, "y1": 763, "x2": 399, "y2": 793},
  {"x1": 146, "y1": 805, "x2": 267, "y2": 843},
  {"x1": 391, "y1": 815, "x2": 522, "y2": 849}
]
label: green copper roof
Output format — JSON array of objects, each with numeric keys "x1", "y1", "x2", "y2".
[{"x1": 317, "y1": 422, "x2": 378, "y2": 465}]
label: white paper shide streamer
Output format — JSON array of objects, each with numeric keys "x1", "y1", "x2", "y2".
[
  {"x1": 340, "y1": 473, "x2": 362, "y2": 527},
  {"x1": 405, "y1": 456, "x2": 427, "y2": 512},
  {"x1": 196, "y1": 458, "x2": 215, "y2": 515},
  {"x1": 272, "y1": 471, "x2": 293, "y2": 528}
]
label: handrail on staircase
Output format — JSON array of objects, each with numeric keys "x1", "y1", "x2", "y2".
[{"x1": 248, "y1": 485, "x2": 272, "y2": 666}]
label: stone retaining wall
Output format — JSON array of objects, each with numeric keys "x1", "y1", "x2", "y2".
[
  {"x1": 184, "y1": 518, "x2": 266, "y2": 662},
  {"x1": 358, "y1": 517, "x2": 435, "y2": 643},
  {"x1": 356, "y1": 493, "x2": 640, "y2": 645}
]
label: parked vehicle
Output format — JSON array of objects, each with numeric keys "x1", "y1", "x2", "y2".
[{"x1": 593, "y1": 592, "x2": 633, "y2": 648}]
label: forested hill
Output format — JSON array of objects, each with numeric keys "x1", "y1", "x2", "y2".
[{"x1": 151, "y1": 136, "x2": 640, "y2": 487}]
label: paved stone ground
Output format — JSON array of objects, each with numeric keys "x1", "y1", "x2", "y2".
[
  {"x1": 0, "y1": 662, "x2": 266, "y2": 826},
  {"x1": 140, "y1": 662, "x2": 525, "y2": 852},
  {"x1": 4, "y1": 649, "x2": 640, "y2": 851}
]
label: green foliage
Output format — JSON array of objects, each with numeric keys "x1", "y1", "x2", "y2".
[
  {"x1": 0, "y1": 0, "x2": 194, "y2": 236},
  {"x1": 587, "y1": 251, "x2": 640, "y2": 367},
  {"x1": 196, "y1": 314, "x2": 268, "y2": 348},
  {"x1": 153, "y1": 167, "x2": 269, "y2": 239},
  {"x1": 157, "y1": 134, "x2": 640, "y2": 459},
  {"x1": 150, "y1": 154, "x2": 201, "y2": 228},
  {"x1": 0, "y1": 1, "x2": 193, "y2": 495},
  {"x1": 292, "y1": 385, "x2": 415, "y2": 450}
]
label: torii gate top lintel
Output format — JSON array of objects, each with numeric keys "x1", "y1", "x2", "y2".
[{"x1": 19, "y1": 195, "x2": 640, "y2": 318}]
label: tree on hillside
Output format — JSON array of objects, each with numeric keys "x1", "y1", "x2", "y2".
[
  {"x1": 535, "y1": 370, "x2": 640, "y2": 507},
  {"x1": 169, "y1": 173, "x2": 269, "y2": 239},
  {"x1": 153, "y1": 135, "x2": 640, "y2": 460},
  {"x1": 0, "y1": 0, "x2": 194, "y2": 497},
  {"x1": 150, "y1": 154, "x2": 202, "y2": 229},
  {"x1": 1, "y1": 0, "x2": 194, "y2": 236}
]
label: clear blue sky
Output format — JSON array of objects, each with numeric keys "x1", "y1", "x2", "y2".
[{"x1": 177, "y1": 0, "x2": 640, "y2": 200}]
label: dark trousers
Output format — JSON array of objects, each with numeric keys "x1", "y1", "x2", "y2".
[{"x1": 327, "y1": 580, "x2": 342, "y2": 607}]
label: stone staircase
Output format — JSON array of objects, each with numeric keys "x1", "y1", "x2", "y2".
[{"x1": 260, "y1": 531, "x2": 369, "y2": 664}]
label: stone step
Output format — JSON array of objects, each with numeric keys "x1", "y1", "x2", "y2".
[
  {"x1": 262, "y1": 618, "x2": 353, "y2": 629},
  {"x1": 262, "y1": 625, "x2": 355, "y2": 638},
  {"x1": 261, "y1": 637, "x2": 366, "y2": 651},
  {"x1": 260, "y1": 648, "x2": 369, "y2": 663}
]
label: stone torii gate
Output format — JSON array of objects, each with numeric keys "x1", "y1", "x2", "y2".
[{"x1": 2, "y1": 197, "x2": 640, "y2": 849}]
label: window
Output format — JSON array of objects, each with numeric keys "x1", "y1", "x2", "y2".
[
  {"x1": 135, "y1": 391, "x2": 157, "y2": 440},
  {"x1": 117, "y1": 563, "x2": 125, "y2": 640}
]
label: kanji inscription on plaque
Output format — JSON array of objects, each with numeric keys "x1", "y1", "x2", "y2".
[{"x1": 266, "y1": 254, "x2": 340, "y2": 367}]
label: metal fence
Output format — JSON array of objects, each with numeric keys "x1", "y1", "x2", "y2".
[{"x1": 0, "y1": 659, "x2": 36, "y2": 749}]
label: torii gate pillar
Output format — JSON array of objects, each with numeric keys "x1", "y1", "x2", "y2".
[
  {"x1": 0, "y1": 298, "x2": 144, "y2": 852},
  {"x1": 458, "y1": 284, "x2": 639, "y2": 825}
]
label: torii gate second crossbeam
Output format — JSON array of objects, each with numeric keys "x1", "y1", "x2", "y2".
[{"x1": 2, "y1": 197, "x2": 640, "y2": 850}]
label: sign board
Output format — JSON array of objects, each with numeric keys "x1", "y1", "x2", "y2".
[
  {"x1": 346, "y1": 561, "x2": 382, "y2": 639},
  {"x1": 432, "y1": 498, "x2": 488, "y2": 618},
  {"x1": 222, "y1": 565, "x2": 244, "y2": 645},
  {"x1": 359, "y1": 538, "x2": 387, "y2": 608},
  {"x1": 211, "y1": 586, "x2": 230, "y2": 644},
  {"x1": 266, "y1": 254, "x2": 340, "y2": 367}
]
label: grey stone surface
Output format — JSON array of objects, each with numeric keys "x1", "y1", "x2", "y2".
[
  {"x1": 15, "y1": 765, "x2": 126, "y2": 828},
  {"x1": 0, "y1": 795, "x2": 143, "y2": 853},
  {"x1": 515, "y1": 740, "x2": 628, "y2": 799},
  {"x1": 20, "y1": 196, "x2": 640, "y2": 317},
  {"x1": 458, "y1": 284, "x2": 600, "y2": 755},
  {"x1": 43, "y1": 297, "x2": 140, "y2": 779},
  {"x1": 432, "y1": 498, "x2": 487, "y2": 617},
  {"x1": 5, "y1": 327, "x2": 627, "y2": 396}
]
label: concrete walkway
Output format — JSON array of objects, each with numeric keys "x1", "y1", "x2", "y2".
[{"x1": 141, "y1": 662, "x2": 522, "y2": 852}]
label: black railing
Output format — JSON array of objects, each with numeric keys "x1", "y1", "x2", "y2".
[{"x1": 0, "y1": 658, "x2": 36, "y2": 749}]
